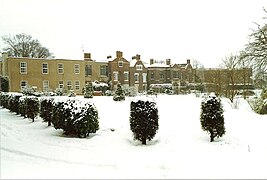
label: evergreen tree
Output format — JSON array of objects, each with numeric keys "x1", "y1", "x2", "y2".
[
  {"x1": 84, "y1": 82, "x2": 94, "y2": 98},
  {"x1": 200, "y1": 96, "x2": 225, "y2": 142},
  {"x1": 130, "y1": 100, "x2": 159, "y2": 145},
  {"x1": 0, "y1": 76, "x2": 9, "y2": 92},
  {"x1": 113, "y1": 83, "x2": 125, "y2": 101}
]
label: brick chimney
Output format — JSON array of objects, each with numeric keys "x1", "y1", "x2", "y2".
[
  {"x1": 187, "y1": 59, "x2": 191, "y2": 64},
  {"x1": 116, "y1": 51, "x2": 123, "y2": 58},
  {"x1": 166, "y1": 59, "x2": 171, "y2": 65},
  {"x1": 150, "y1": 58, "x2": 154, "y2": 65},
  {"x1": 136, "y1": 54, "x2": 141, "y2": 61},
  {"x1": 84, "y1": 53, "x2": 92, "y2": 61}
]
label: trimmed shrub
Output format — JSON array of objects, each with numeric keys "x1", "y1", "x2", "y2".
[
  {"x1": 130, "y1": 99, "x2": 159, "y2": 145},
  {"x1": 19, "y1": 96, "x2": 27, "y2": 118},
  {"x1": 0, "y1": 92, "x2": 9, "y2": 108},
  {"x1": 25, "y1": 96, "x2": 39, "y2": 122},
  {"x1": 83, "y1": 82, "x2": 94, "y2": 98},
  {"x1": 113, "y1": 83, "x2": 125, "y2": 101},
  {"x1": 52, "y1": 98, "x2": 99, "y2": 138},
  {"x1": 200, "y1": 96, "x2": 225, "y2": 142},
  {"x1": 9, "y1": 93, "x2": 22, "y2": 114},
  {"x1": 40, "y1": 98, "x2": 54, "y2": 126},
  {"x1": 1, "y1": 76, "x2": 9, "y2": 92}
]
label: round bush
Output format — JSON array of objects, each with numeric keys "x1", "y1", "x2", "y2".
[{"x1": 130, "y1": 99, "x2": 159, "y2": 145}]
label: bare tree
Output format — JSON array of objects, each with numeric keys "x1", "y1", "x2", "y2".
[
  {"x1": 244, "y1": 8, "x2": 267, "y2": 88},
  {"x1": 2, "y1": 33, "x2": 52, "y2": 58},
  {"x1": 222, "y1": 54, "x2": 239, "y2": 102}
]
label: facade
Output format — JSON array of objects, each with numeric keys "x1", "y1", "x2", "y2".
[
  {"x1": 129, "y1": 54, "x2": 147, "y2": 92},
  {"x1": 1, "y1": 53, "x2": 85, "y2": 94},
  {"x1": 1, "y1": 51, "x2": 252, "y2": 95}
]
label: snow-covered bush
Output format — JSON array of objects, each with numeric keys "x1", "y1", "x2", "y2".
[
  {"x1": 200, "y1": 96, "x2": 225, "y2": 142},
  {"x1": 68, "y1": 90, "x2": 76, "y2": 97},
  {"x1": 40, "y1": 98, "x2": 54, "y2": 126},
  {"x1": 83, "y1": 82, "x2": 93, "y2": 98},
  {"x1": 55, "y1": 88, "x2": 64, "y2": 96},
  {"x1": 19, "y1": 96, "x2": 27, "y2": 118},
  {"x1": 0, "y1": 92, "x2": 9, "y2": 108},
  {"x1": 9, "y1": 93, "x2": 22, "y2": 114},
  {"x1": 52, "y1": 98, "x2": 99, "y2": 138},
  {"x1": 130, "y1": 99, "x2": 159, "y2": 145},
  {"x1": 113, "y1": 83, "x2": 125, "y2": 101},
  {"x1": 25, "y1": 96, "x2": 39, "y2": 122}
]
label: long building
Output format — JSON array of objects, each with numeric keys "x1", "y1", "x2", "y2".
[{"x1": 0, "y1": 51, "x2": 252, "y2": 95}]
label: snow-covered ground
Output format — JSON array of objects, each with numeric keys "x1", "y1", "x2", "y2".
[{"x1": 1, "y1": 94, "x2": 267, "y2": 179}]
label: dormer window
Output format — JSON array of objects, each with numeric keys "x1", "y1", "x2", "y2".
[
  {"x1": 118, "y1": 61, "x2": 123, "y2": 67},
  {"x1": 136, "y1": 64, "x2": 143, "y2": 71}
]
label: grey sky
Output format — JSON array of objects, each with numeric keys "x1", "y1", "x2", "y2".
[{"x1": 0, "y1": 0, "x2": 266, "y2": 67}]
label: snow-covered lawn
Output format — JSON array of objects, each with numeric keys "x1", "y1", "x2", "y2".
[{"x1": 1, "y1": 94, "x2": 267, "y2": 179}]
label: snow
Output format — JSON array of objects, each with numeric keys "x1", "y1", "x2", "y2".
[{"x1": 1, "y1": 94, "x2": 267, "y2": 179}]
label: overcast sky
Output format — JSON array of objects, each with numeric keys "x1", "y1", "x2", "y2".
[{"x1": 0, "y1": 0, "x2": 266, "y2": 67}]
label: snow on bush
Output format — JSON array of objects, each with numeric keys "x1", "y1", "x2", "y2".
[
  {"x1": 40, "y1": 97, "x2": 54, "y2": 126},
  {"x1": 113, "y1": 83, "x2": 125, "y2": 101},
  {"x1": 25, "y1": 96, "x2": 39, "y2": 122},
  {"x1": 19, "y1": 96, "x2": 28, "y2": 118},
  {"x1": 0, "y1": 92, "x2": 9, "y2": 109},
  {"x1": 8, "y1": 93, "x2": 23, "y2": 114},
  {"x1": 130, "y1": 97, "x2": 159, "y2": 145},
  {"x1": 83, "y1": 82, "x2": 94, "y2": 98},
  {"x1": 200, "y1": 96, "x2": 225, "y2": 142},
  {"x1": 52, "y1": 98, "x2": 99, "y2": 138},
  {"x1": 254, "y1": 89, "x2": 267, "y2": 115}
]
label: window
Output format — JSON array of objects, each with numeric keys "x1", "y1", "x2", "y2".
[
  {"x1": 100, "y1": 65, "x2": 108, "y2": 76},
  {"x1": 151, "y1": 72, "x2": 154, "y2": 80},
  {"x1": 113, "y1": 71, "x2": 118, "y2": 81},
  {"x1": 75, "y1": 81, "x2": 80, "y2": 90},
  {"x1": 142, "y1": 73, "x2": 147, "y2": 83},
  {"x1": 74, "y1": 64, "x2": 80, "y2": 74},
  {"x1": 136, "y1": 64, "x2": 143, "y2": 71},
  {"x1": 124, "y1": 71, "x2": 129, "y2": 81},
  {"x1": 58, "y1": 63, "x2": 64, "y2": 74},
  {"x1": 43, "y1": 80, "x2": 49, "y2": 92},
  {"x1": 173, "y1": 71, "x2": 180, "y2": 79},
  {"x1": 160, "y1": 73, "x2": 164, "y2": 80},
  {"x1": 85, "y1": 65, "x2": 92, "y2": 76},
  {"x1": 134, "y1": 73, "x2": 139, "y2": 83},
  {"x1": 58, "y1": 80, "x2": 64, "y2": 89},
  {"x1": 42, "y1": 63, "x2": 48, "y2": 74},
  {"x1": 67, "y1": 81, "x2": 72, "y2": 90},
  {"x1": 20, "y1": 62, "x2": 27, "y2": 74},
  {"x1": 20, "y1": 81, "x2": 27, "y2": 91},
  {"x1": 118, "y1": 61, "x2": 123, "y2": 67}
]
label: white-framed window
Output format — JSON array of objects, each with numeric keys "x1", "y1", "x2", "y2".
[
  {"x1": 74, "y1": 64, "x2": 80, "y2": 74},
  {"x1": 118, "y1": 61, "x2": 123, "y2": 67},
  {"x1": 42, "y1": 63, "x2": 48, "y2": 74},
  {"x1": 134, "y1": 73, "x2": 139, "y2": 83},
  {"x1": 58, "y1": 80, "x2": 64, "y2": 89},
  {"x1": 75, "y1": 80, "x2": 80, "y2": 90},
  {"x1": 124, "y1": 71, "x2": 129, "y2": 81},
  {"x1": 113, "y1": 71, "x2": 118, "y2": 81},
  {"x1": 85, "y1": 65, "x2": 92, "y2": 76},
  {"x1": 100, "y1": 65, "x2": 107, "y2": 76},
  {"x1": 20, "y1": 81, "x2": 27, "y2": 91},
  {"x1": 43, "y1": 80, "x2": 49, "y2": 92},
  {"x1": 58, "y1": 63, "x2": 64, "y2": 74},
  {"x1": 142, "y1": 73, "x2": 147, "y2": 83},
  {"x1": 136, "y1": 64, "x2": 143, "y2": 71},
  {"x1": 151, "y1": 72, "x2": 154, "y2": 80},
  {"x1": 67, "y1": 81, "x2": 72, "y2": 90},
  {"x1": 20, "y1": 62, "x2": 27, "y2": 74}
]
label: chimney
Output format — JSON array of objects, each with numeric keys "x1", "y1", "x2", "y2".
[
  {"x1": 84, "y1": 53, "x2": 92, "y2": 61},
  {"x1": 166, "y1": 59, "x2": 171, "y2": 65},
  {"x1": 116, "y1": 51, "x2": 123, "y2": 58},
  {"x1": 187, "y1": 59, "x2": 190, "y2": 64},
  {"x1": 136, "y1": 54, "x2": 141, "y2": 61},
  {"x1": 150, "y1": 58, "x2": 154, "y2": 65}
]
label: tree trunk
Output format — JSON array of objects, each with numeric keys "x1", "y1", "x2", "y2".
[
  {"x1": 48, "y1": 121, "x2": 51, "y2": 126},
  {"x1": 142, "y1": 138, "x2": 146, "y2": 145},
  {"x1": 210, "y1": 130, "x2": 214, "y2": 142}
]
